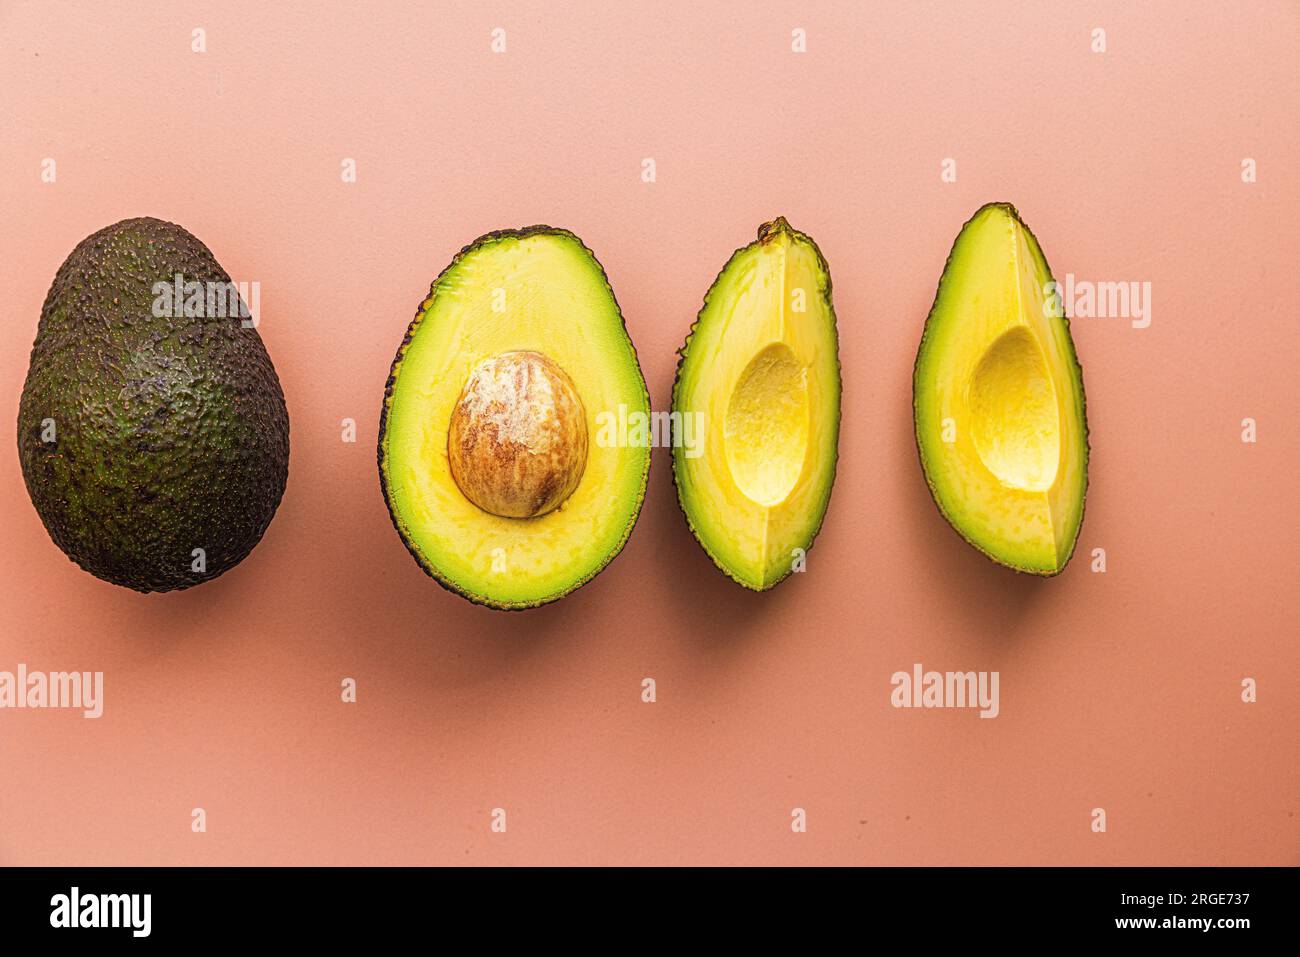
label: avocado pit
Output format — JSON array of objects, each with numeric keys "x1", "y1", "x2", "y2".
[{"x1": 447, "y1": 350, "x2": 589, "y2": 518}]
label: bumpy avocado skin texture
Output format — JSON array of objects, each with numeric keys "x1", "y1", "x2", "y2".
[
  {"x1": 377, "y1": 226, "x2": 652, "y2": 611},
  {"x1": 912, "y1": 202, "x2": 1089, "y2": 575},
  {"x1": 671, "y1": 217, "x2": 842, "y2": 591},
  {"x1": 17, "y1": 218, "x2": 290, "y2": 592}
]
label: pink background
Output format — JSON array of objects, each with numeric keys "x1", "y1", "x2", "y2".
[{"x1": 1, "y1": 2, "x2": 1296, "y2": 865}]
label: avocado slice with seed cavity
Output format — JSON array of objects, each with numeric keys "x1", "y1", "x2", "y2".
[
  {"x1": 913, "y1": 202, "x2": 1089, "y2": 574},
  {"x1": 671, "y1": 217, "x2": 842, "y2": 590}
]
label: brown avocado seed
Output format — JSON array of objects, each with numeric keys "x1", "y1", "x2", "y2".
[{"x1": 447, "y1": 351, "x2": 589, "y2": 518}]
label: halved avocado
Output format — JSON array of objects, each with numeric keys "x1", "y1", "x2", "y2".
[
  {"x1": 913, "y1": 202, "x2": 1088, "y2": 575},
  {"x1": 671, "y1": 218, "x2": 841, "y2": 590},
  {"x1": 378, "y1": 227, "x2": 651, "y2": 609}
]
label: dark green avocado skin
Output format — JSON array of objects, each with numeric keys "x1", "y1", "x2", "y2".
[{"x1": 16, "y1": 218, "x2": 289, "y2": 592}]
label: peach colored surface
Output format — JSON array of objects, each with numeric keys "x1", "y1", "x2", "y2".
[{"x1": 1, "y1": 1, "x2": 1297, "y2": 866}]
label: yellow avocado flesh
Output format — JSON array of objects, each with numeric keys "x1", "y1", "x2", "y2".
[
  {"x1": 673, "y1": 219, "x2": 840, "y2": 590},
  {"x1": 914, "y1": 203, "x2": 1088, "y2": 574},
  {"x1": 379, "y1": 229, "x2": 650, "y2": 608}
]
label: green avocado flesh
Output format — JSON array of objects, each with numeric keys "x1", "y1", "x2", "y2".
[
  {"x1": 671, "y1": 218, "x2": 841, "y2": 590},
  {"x1": 378, "y1": 227, "x2": 651, "y2": 610},
  {"x1": 17, "y1": 218, "x2": 290, "y2": 592},
  {"x1": 913, "y1": 203, "x2": 1088, "y2": 575}
]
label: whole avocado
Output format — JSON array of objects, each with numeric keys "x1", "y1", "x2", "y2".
[{"x1": 17, "y1": 217, "x2": 289, "y2": 592}]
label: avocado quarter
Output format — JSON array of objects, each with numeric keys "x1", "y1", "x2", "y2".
[
  {"x1": 16, "y1": 217, "x2": 290, "y2": 592},
  {"x1": 671, "y1": 217, "x2": 842, "y2": 590},
  {"x1": 912, "y1": 203, "x2": 1089, "y2": 574}
]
